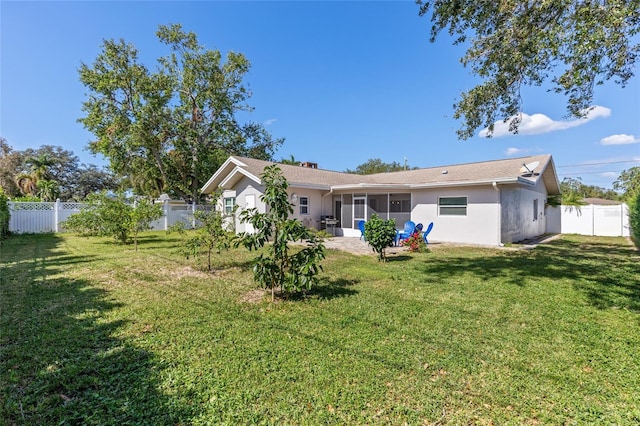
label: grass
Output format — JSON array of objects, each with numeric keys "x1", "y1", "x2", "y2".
[{"x1": 1, "y1": 232, "x2": 639, "y2": 424}]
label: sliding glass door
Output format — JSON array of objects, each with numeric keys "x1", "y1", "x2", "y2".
[{"x1": 353, "y1": 196, "x2": 366, "y2": 229}]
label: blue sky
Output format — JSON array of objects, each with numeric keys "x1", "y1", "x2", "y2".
[{"x1": 2, "y1": 1, "x2": 639, "y2": 190}]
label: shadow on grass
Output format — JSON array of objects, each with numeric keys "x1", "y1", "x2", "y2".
[
  {"x1": 386, "y1": 254, "x2": 413, "y2": 262},
  {"x1": 419, "y1": 237, "x2": 640, "y2": 313},
  {"x1": 286, "y1": 277, "x2": 360, "y2": 301},
  {"x1": 0, "y1": 234, "x2": 193, "y2": 424}
]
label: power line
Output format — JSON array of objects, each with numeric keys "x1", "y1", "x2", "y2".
[
  {"x1": 558, "y1": 170, "x2": 625, "y2": 176},
  {"x1": 557, "y1": 159, "x2": 640, "y2": 168}
]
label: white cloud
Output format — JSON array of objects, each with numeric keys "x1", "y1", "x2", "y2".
[
  {"x1": 600, "y1": 134, "x2": 640, "y2": 145},
  {"x1": 600, "y1": 172, "x2": 619, "y2": 179},
  {"x1": 505, "y1": 147, "x2": 538, "y2": 157},
  {"x1": 263, "y1": 118, "x2": 277, "y2": 126},
  {"x1": 479, "y1": 105, "x2": 611, "y2": 138},
  {"x1": 505, "y1": 147, "x2": 525, "y2": 156}
]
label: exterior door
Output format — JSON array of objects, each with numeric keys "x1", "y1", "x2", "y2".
[
  {"x1": 353, "y1": 196, "x2": 366, "y2": 229},
  {"x1": 245, "y1": 194, "x2": 255, "y2": 233}
]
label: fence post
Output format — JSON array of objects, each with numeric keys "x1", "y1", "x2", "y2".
[
  {"x1": 192, "y1": 202, "x2": 196, "y2": 228},
  {"x1": 54, "y1": 199, "x2": 60, "y2": 233},
  {"x1": 164, "y1": 199, "x2": 169, "y2": 231}
]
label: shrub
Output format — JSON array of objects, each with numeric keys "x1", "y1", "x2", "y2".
[
  {"x1": 0, "y1": 189, "x2": 9, "y2": 240},
  {"x1": 364, "y1": 214, "x2": 396, "y2": 261},
  {"x1": 401, "y1": 232, "x2": 430, "y2": 253},
  {"x1": 63, "y1": 192, "x2": 162, "y2": 250}
]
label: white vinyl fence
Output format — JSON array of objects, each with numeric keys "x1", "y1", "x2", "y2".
[
  {"x1": 546, "y1": 204, "x2": 630, "y2": 237},
  {"x1": 8, "y1": 200, "x2": 211, "y2": 234}
]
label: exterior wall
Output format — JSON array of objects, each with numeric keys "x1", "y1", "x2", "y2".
[
  {"x1": 227, "y1": 181, "x2": 326, "y2": 232},
  {"x1": 412, "y1": 186, "x2": 501, "y2": 246},
  {"x1": 500, "y1": 180, "x2": 548, "y2": 243},
  {"x1": 288, "y1": 188, "x2": 325, "y2": 229}
]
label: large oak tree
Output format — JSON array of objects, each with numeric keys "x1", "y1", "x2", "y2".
[
  {"x1": 79, "y1": 24, "x2": 282, "y2": 201},
  {"x1": 417, "y1": 0, "x2": 640, "y2": 139}
]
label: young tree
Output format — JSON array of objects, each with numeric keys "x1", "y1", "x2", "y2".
[
  {"x1": 417, "y1": 1, "x2": 640, "y2": 139},
  {"x1": 237, "y1": 165, "x2": 325, "y2": 302},
  {"x1": 63, "y1": 192, "x2": 162, "y2": 250},
  {"x1": 180, "y1": 209, "x2": 232, "y2": 271},
  {"x1": 364, "y1": 214, "x2": 397, "y2": 261},
  {"x1": 79, "y1": 23, "x2": 283, "y2": 201}
]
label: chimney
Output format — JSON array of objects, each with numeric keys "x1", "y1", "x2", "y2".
[{"x1": 301, "y1": 162, "x2": 318, "y2": 169}]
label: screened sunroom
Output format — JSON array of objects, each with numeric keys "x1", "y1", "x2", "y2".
[{"x1": 330, "y1": 192, "x2": 412, "y2": 236}]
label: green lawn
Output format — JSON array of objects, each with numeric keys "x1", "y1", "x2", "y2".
[{"x1": 1, "y1": 233, "x2": 639, "y2": 425}]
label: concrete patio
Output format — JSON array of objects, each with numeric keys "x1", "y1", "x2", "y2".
[{"x1": 321, "y1": 236, "x2": 408, "y2": 256}]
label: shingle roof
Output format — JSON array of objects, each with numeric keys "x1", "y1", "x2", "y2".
[
  {"x1": 583, "y1": 197, "x2": 623, "y2": 205},
  {"x1": 201, "y1": 154, "x2": 560, "y2": 194}
]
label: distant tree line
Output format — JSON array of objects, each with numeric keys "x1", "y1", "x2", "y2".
[
  {"x1": 0, "y1": 138, "x2": 119, "y2": 201},
  {"x1": 559, "y1": 177, "x2": 622, "y2": 204},
  {"x1": 345, "y1": 158, "x2": 416, "y2": 174}
]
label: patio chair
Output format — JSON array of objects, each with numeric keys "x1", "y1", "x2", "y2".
[
  {"x1": 396, "y1": 220, "x2": 415, "y2": 245},
  {"x1": 422, "y1": 222, "x2": 434, "y2": 244},
  {"x1": 358, "y1": 220, "x2": 366, "y2": 240}
]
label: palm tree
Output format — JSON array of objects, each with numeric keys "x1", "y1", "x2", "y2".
[
  {"x1": 15, "y1": 153, "x2": 56, "y2": 198},
  {"x1": 26, "y1": 153, "x2": 54, "y2": 181},
  {"x1": 279, "y1": 154, "x2": 300, "y2": 166},
  {"x1": 15, "y1": 172, "x2": 37, "y2": 196},
  {"x1": 36, "y1": 179, "x2": 60, "y2": 202}
]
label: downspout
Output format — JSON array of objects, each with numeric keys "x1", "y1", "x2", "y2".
[
  {"x1": 321, "y1": 187, "x2": 334, "y2": 214},
  {"x1": 322, "y1": 187, "x2": 334, "y2": 229},
  {"x1": 492, "y1": 182, "x2": 503, "y2": 246}
]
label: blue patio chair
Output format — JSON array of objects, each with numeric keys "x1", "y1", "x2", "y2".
[
  {"x1": 358, "y1": 220, "x2": 366, "y2": 240},
  {"x1": 422, "y1": 222, "x2": 434, "y2": 244},
  {"x1": 396, "y1": 220, "x2": 415, "y2": 245}
]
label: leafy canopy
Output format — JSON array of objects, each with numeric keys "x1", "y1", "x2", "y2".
[
  {"x1": 364, "y1": 214, "x2": 397, "y2": 261},
  {"x1": 613, "y1": 167, "x2": 640, "y2": 201},
  {"x1": 79, "y1": 24, "x2": 282, "y2": 201},
  {"x1": 236, "y1": 165, "x2": 325, "y2": 301},
  {"x1": 417, "y1": 1, "x2": 640, "y2": 139}
]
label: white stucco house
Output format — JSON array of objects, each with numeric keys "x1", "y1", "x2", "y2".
[{"x1": 201, "y1": 154, "x2": 561, "y2": 246}]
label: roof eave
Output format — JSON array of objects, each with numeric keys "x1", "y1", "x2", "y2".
[
  {"x1": 330, "y1": 183, "x2": 412, "y2": 191},
  {"x1": 200, "y1": 156, "x2": 248, "y2": 193},
  {"x1": 410, "y1": 177, "x2": 520, "y2": 189},
  {"x1": 219, "y1": 166, "x2": 261, "y2": 190},
  {"x1": 289, "y1": 182, "x2": 332, "y2": 191}
]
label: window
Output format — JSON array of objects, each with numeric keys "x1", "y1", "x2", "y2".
[
  {"x1": 439, "y1": 196, "x2": 467, "y2": 216},
  {"x1": 389, "y1": 194, "x2": 411, "y2": 212},
  {"x1": 299, "y1": 196, "x2": 309, "y2": 215},
  {"x1": 223, "y1": 197, "x2": 235, "y2": 215},
  {"x1": 533, "y1": 199, "x2": 538, "y2": 221}
]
